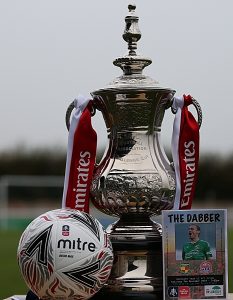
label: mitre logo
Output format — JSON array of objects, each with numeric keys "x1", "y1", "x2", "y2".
[{"x1": 57, "y1": 238, "x2": 96, "y2": 252}]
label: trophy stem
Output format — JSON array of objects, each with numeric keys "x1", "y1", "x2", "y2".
[
  {"x1": 109, "y1": 213, "x2": 162, "y2": 240},
  {"x1": 93, "y1": 213, "x2": 163, "y2": 299}
]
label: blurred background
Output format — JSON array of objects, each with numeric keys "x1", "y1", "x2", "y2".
[{"x1": 0, "y1": 0, "x2": 232, "y2": 298}]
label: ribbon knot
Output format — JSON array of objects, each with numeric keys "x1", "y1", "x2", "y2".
[{"x1": 183, "y1": 94, "x2": 193, "y2": 107}]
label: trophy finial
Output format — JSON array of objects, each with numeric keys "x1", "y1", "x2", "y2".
[
  {"x1": 128, "y1": 3, "x2": 136, "y2": 11},
  {"x1": 123, "y1": 4, "x2": 141, "y2": 56},
  {"x1": 113, "y1": 4, "x2": 152, "y2": 75}
]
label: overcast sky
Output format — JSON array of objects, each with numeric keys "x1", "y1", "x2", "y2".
[{"x1": 0, "y1": 0, "x2": 233, "y2": 155}]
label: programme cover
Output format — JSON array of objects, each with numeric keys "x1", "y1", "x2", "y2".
[{"x1": 162, "y1": 209, "x2": 228, "y2": 300}]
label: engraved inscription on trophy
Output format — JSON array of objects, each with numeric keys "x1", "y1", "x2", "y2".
[{"x1": 116, "y1": 134, "x2": 149, "y2": 165}]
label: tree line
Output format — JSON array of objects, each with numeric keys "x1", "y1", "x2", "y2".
[{"x1": 0, "y1": 147, "x2": 232, "y2": 202}]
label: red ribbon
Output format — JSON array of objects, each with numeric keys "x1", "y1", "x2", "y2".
[
  {"x1": 62, "y1": 96, "x2": 97, "y2": 213},
  {"x1": 172, "y1": 95, "x2": 200, "y2": 209}
]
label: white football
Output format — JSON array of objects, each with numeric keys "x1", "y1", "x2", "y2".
[{"x1": 17, "y1": 208, "x2": 113, "y2": 300}]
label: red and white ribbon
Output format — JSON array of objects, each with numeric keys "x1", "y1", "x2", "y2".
[
  {"x1": 171, "y1": 95, "x2": 200, "y2": 210},
  {"x1": 62, "y1": 95, "x2": 97, "y2": 213}
]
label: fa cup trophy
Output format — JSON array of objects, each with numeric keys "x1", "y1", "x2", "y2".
[
  {"x1": 89, "y1": 5, "x2": 176, "y2": 299},
  {"x1": 65, "y1": 4, "x2": 201, "y2": 299}
]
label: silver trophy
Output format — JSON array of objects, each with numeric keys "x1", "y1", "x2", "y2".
[
  {"x1": 66, "y1": 4, "x2": 201, "y2": 299},
  {"x1": 90, "y1": 5, "x2": 174, "y2": 299}
]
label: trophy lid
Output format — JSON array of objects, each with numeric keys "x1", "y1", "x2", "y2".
[{"x1": 92, "y1": 4, "x2": 174, "y2": 94}]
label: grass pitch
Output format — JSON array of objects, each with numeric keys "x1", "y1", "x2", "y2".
[{"x1": 0, "y1": 230, "x2": 28, "y2": 299}]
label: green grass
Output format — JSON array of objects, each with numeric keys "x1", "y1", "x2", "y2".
[
  {"x1": 0, "y1": 230, "x2": 28, "y2": 299},
  {"x1": 0, "y1": 229, "x2": 232, "y2": 299}
]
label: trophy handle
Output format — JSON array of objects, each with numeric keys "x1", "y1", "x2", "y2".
[
  {"x1": 65, "y1": 101, "x2": 74, "y2": 130},
  {"x1": 65, "y1": 98, "x2": 112, "y2": 175},
  {"x1": 171, "y1": 96, "x2": 203, "y2": 128},
  {"x1": 65, "y1": 100, "x2": 96, "y2": 131}
]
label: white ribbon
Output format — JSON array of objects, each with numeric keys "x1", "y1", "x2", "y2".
[
  {"x1": 62, "y1": 95, "x2": 91, "y2": 209},
  {"x1": 171, "y1": 96, "x2": 184, "y2": 210}
]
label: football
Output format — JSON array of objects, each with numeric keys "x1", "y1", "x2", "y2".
[{"x1": 17, "y1": 208, "x2": 113, "y2": 300}]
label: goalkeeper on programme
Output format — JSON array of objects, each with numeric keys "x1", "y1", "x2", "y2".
[{"x1": 182, "y1": 224, "x2": 213, "y2": 260}]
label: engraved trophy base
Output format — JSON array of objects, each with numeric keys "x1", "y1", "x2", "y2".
[{"x1": 93, "y1": 213, "x2": 163, "y2": 299}]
